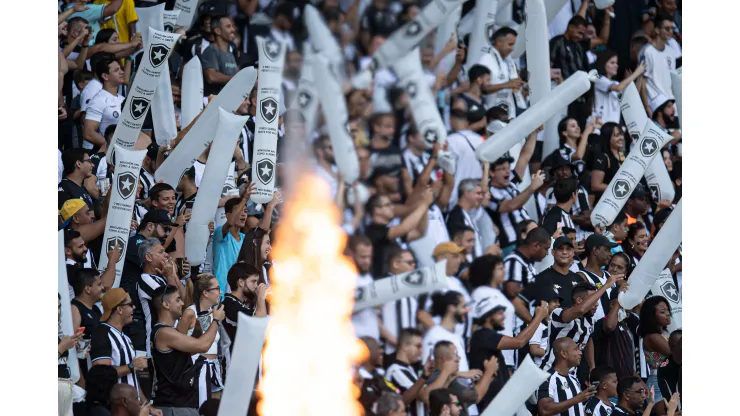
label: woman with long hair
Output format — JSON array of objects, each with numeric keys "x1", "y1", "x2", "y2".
[
  {"x1": 237, "y1": 227, "x2": 272, "y2": 286},
  {"x1": 590, "y1": 122, "x2": 626, "y2": 200},
  {"x1": 621, "y1": 222, "x2": 649, "y2": 265},
  {"x1": 591, "y1": 50, "x2": 646, "y2": 125},
  {"x1": 607, "y1": 252, "x2": 635, "y2": 280},
  {"x1": 639, "y1": 296, "x2": 672, "y2": 414}
]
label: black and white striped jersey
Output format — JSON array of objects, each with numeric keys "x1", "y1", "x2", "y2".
[
  {"x1": 137, "y1": 273, "x2": 168, "y2": 357},
  {"x1": 139, "y1": 168, "x2": 155, "y2": 200},
  {"x1": 584, "y1": 397, "x2": 614, "y2": 415},
  {"x1": 541, "y1": 308, "x2": 595, "y2": 371},
  {"x1": 381, "y1": 296, "x2": 419, "y2": 355},
  {"x1": 90, "y1": 323, "x2": 140, "y2": 397},
  {"x1": 545, "y1": 185, "x2": 590, "y2": 240},
  {"x1": 541, "y1": 205, "x2": 576, "y2": 237},
  {"x1": 385, "y1": 360, "x2": 427, "y2": 416},
  {"x1": 577, "y1": 267, "x2": 613, "y2": 322},
  {"x1": 489, "y1": 178, "x2": 531, "y2": 248},
  {"x1": 504, "y1": 250, "x2": 537, "y2": 287},
  {"x1": 537, "y1": 368, "x2": 585, "y2": 416}
]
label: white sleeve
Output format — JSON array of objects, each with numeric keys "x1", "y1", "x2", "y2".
[
  {"x1": 529, "y1": 323, "x2": 545, "y2": 345},
  {"x1": 85, "y1": 97, "x2": 104, "y2": 123},
  {"x1": 594, "y1": 77, "x2": 616, "y2": 93},
  {"x1": 642, "y1": 48, "x2": 655, "y2": 80}
]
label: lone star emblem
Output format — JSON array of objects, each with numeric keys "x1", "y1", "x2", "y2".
[
  {"x1": 423, "y1": 129, "x2": 438, "y2": 146},
  {"x1": 149, "y1": 44, "x2": 170, "y2": 68},
  {"x1": 256, "y1": 159, "x2": 275, "y2": 185},
  {"x1": 354, "y1": 287, "x2": 364, "y2": 302},
  {"x1": 264, "y1": 38, "x2": 281, "y2": 61},
  {"x1": 116, "y1": 171, "x2": 137, "y2": 199},
  {"x1": 612, "y1": 179, "x2": 631, "y2": 200},
  {"x1": 660, "y1": 281, "x2": 679, "y2": 303},
  {"x1": 106, "y1": 236, "x2": 126, "y2": 263},
  {"x1": 485, "y1": 23, "x2": 496, "y2": 45},
  {"x1": 130, "y1": 97, "x2": 150, "y2": 120},
  {"x1": 402, "y1": 270, "x2": 424, "y2": 286},
  {"x1": 640, "y1": 137, "x2": 659, "y2": 157},
  {"x1": 259, "y1": 97, "x2": 279, "y2": 124},
  {"x1": 164, "y1": 23, "x2": 175, "y2": 33},
  {"x1": 298, "y1": 91, "x2": 312, "y2": 108},
  {"x1": 649, "y1": 185, "x2": 660, "y2": 202},
  {"x1": 406, "y1": 82, "x2": 418, "y2": 99},
  {"x1": 405, "y1": 21, "x2": 422, "y2": 37}
]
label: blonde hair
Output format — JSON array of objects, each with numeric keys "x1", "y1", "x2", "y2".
[{"x1": 183, "y1": 274, "x2": 216, "y2": 307}]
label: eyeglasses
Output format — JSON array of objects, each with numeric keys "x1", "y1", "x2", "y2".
[
  {"x1": 402, "y1": 260, "x2": 416, "y2": 266},
  {"x1": 453, "y1": 401, "x2": 461, "y2": 406},
  {"x1": 82, "y1": 159, "x2": 94, "y2": 164},
  {"x1": 117, "y1": 302, "x2": 133, "y2": 308},
  {"x1": 627, "y1": 388, "x2": 647, "y2": 395},
  {"x1": 206, "y1": 287, "x2": 221, "y2": 292}
]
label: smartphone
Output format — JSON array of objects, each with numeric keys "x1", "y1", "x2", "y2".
[
  {"x1": 176, "y1": 258, "x2": 186, "y2": 278},
  {"x1": 185, "y1": 200, "x2": 194, "y2": 213},
  {"x1": 75, "y1": 327, "x2": 85, "y2": 336}
]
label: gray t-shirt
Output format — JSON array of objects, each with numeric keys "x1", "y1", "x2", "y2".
[{"x1": 201, "y1": 44, "x2": 239, "y2": 95}]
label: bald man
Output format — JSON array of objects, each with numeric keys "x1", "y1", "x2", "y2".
[
  {"x1": 110, "y1": 383, "x2": 161, "y2": 416},
  {"x1": 537, "y1": 338, "x2": 594, "y2": 416}
]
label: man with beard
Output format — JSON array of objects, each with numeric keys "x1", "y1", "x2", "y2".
[
  {"x1": 384, "y1": 329, "x2": 434, "y2": 416},
  {"x1": 422, "y1": 292, "x2": 473, "y2": 379},
  {"x1": 469, "y1": 297, "x2": 548, "y2": 408},
  {"x1": 84, "y1": 57, "x2": 125, "y2": 151},
  {"x1": 70, "y1": 268, "x2": 105, "y2": 382},
  {"x1": 59, "y1": 148, "x2": 97, "y2": 209},
  {"x1": 537, "y1": 337, "x2": 595, "y2": 416},
  {"x1": 214, "y1": 197, "x2": 249, "y2": 294},
  {"x1": 578, "y1": 234, "x2": 620, "y2": 321},
  {"x1": 314, "y1": 136, "x2": 339, "y2": 199},
  {"x1": 223, "y1": 263, "x2": 268, "y2": 353},
  {"x1": 541, "y1": 278, "x2": 624, "y2": 373},
  {"x1": 151, "y1": 285, "x2": 226, "y2": 415},
  {"x1": 202, "y1": 16, "x2": 239, "y2": 96},
  {"x1": 613, "y1": 377, "x2": 656, "y2": 416},
  {"x1": 348, "y1": 235, "x2": 380, "y2": 341},
  {"x1": 478, "y1": 27, "x2": 526, "y2": 120},
  {"x1": 64, "y1": 228, "x2": 118, "y2": 298}
]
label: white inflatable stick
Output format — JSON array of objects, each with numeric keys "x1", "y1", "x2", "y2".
[
  {"x1": 594, "y1": 0, "x2": 615, "y2": 9},
  {"x1": 181, "y1": 56, "x2": 204, "y2": 128},
  {"x1": 481, "y1": 355, "x2": 550, "y2": 416},
  {"x1": 511, "y1": 0, "x2": 567, "y2": 59},
  {"x1": 671, "y1": 69, "x2": 682, "y2": 123},
  {"x1": 619, "y1": 199, "x2": 682, "y2": 309},
  {"x1": 58, "y1": 230, "x2": 81, "y2": 383},
  {"x1": 434, "y1": 4, "x2": 461, "y2": 73},
  {"x1": 174, "y1": 0, "x2": 200, "y2": 31},
  {"x1": 647, "y1": 269, "x2": 682, "y2": 332},
  {"x1": 353, "y1": 261, "x2": 448, "y2": 312},
  {"x1": 525, "y1": 0, "x2": 550, "y2": 106},
  {"x1": 185, "y1": 109, "x2": 248, "y2": 265},
  {"x1": 465, "y1": 0, "x2": 498, "y2": 69},
  {"x1": 304, "y1": 5, "x2": 346, "y2": 82},
  {"x1": 163, "y1": 10, "x2": 181, "y2": 32},
  {"x1": 293, "y1": 46, "x2": 320, "y2": 143}
]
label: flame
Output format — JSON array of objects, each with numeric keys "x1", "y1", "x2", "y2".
[{"x1": 259, "y1": 174, "x2": 365, "y2": 416}]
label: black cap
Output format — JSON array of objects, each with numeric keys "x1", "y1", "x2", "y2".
[
  {"x1": 629, "y1": 182, "x2": 651, "y2": 199},
  {"x1": 653, "y1": 207, "x2": 673, "y2": 229},
  {"x1": 141, "y1": 209, "x2": 177, "y2": 227},
  {"x1": 146, "y1": 142, "x2": 159, "y2": 160},
  {"x1": 491, "y1": 152, "x2": 515, "y2": 168},
  {"x1": 585, "y1": 234, "x2": 618, "y2": 252},
  {"x1": 539, "y1": 286, "x2": 565, "y2": 303},
  {"x1": 549, "y1": 155, "x2": 575, "y2": 176},
  {"x1": 553, "y1": 236, "x2": 574, "y2": 249}
]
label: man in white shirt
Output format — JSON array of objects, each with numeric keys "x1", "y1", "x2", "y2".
[
  {"x1": 446, "y1": 109, "x2": 483, "y2": 209},
  {"x1": 640, "y1": 13, "x2": 678, "y2": 112},
  {"x1": 349, "y1": 235, "x2": 380, "y2": 342},
  {"x1": 313, "y1": 135, "x2": 339, "y2": 199},
  {"x1": 478, "y1": 27, "x2": 526, "y2": 119},
  {"x1": 84, "y1": 57, "x2": 125, "y2": 151},
  {"x1": 427, "y1": 243, "x2": 474, "y2": 348}
]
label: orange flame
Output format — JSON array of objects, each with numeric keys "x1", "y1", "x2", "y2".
[{"x1": 259, "y1": 174, "x2": 365, "y2": 416}]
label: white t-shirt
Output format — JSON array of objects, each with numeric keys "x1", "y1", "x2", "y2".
[
  {"x1": 85, "y1": 89, "x2": 124, "y2": 149},
  {"x1": 428, "y1": 277, "x2": 474, "y2": 346},
  {"x1": 315, "y1": 164, "x2": 339, "y2": 200},
  {"x1": 592, "y1": 77, "x2": 620, "y2": 125},
  {"x1": 478, "y1": 50, "x2": 519, "y2": 119},
  {"x1": 58, "y1": 150, "x2": 64, "y2": 184},
  {"x1": 422, "y1": 325, "x2": 470, "y2": 373},
  {"x1": 446, "y1": 130, "x2": 484, "y2": 209},
  {"x1": 471, "y1": 286, "x2": 516, "y2": 366},
  {"x1": 642, "y1": 43, "x2": 677, "y2": 101},
  {"x1": 351, "y1": 273, "x2": 380, "y2": 341},
  {"x1": 529, "y1": 322, "x2": 549, "y2": 367},
  {"x1": 80, "y1": 79, "x2": 103, "y2": 112}
]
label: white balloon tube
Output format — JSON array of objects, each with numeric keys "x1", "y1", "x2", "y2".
[
  {"x1": 496, "y1": 0, "x2": 515, "y2": 26},
  {"x1": 619, "y1": 199, "x2": 682, "y2": 309},
  {"x1": 457, "y1": 9, "x2": 475, "y2": 37},
  {"x1": 590, "y1": 121, "x2": 673, "y2": 227},
  {"x1": 541, "y1": 114, "x2": 563, "y2": 172},
  {"x1": 465, "y1": 0, "x2": 498, "y2": 69},
  {"x1": 304, "y1": 5, "x2": 345, "y2": 82},
  {"x1": 155, "y1": 67, "x2": 257, "y2": 186},
  {"x1": 408, "y1": 234, "x2": 438, "y2": 270},
  {"x1": 251, "y1": 37, "x2": 286, "y2": 204},
  {"x1": 481, "y1": 355, "x2": 550, "y2": 416},
  {"x1": 476, "y1": 71, "x2": 592, "y2": 162},
  {"x1": 181, "y1": 56, "x2": 204, "y2": 128},
  {"x1": 217, "y1": 314, "x2": 269, "y2": 416},
  {"x1": 434, "y1": 4, "x2": 461, "y2": 73},
  {"x1": 185, "y1": 109, "x2": 248, "y2": 265},
  {"x1": 163, "y1": 10, "x2": 181, "y2": 32},
  {"x1": 648, "y1": 269, "x2": 682, "y2": 332},
  {"x1": 352, "y1": 261, "x2": 449, "y2": 312},
  {"x1": 594, "y1": 0, "x2": 615, "y2": 9},
  {"x1": 511, "y1": 0, "x2": 567, "y2": 59},
  {"x1": 58, "y1": 230, "x2": 81, "y2": 383},
  {"x1": 671, "y1": 70, "x2": 682, "y2": 122},
  {"x1": 99, "y1": 145, "x2": 148, "y2": 288},
  {"x1": 293, "y1": 47, "x2": 320, "y2": 143},
  {"x1": 214, "y1": 162, "x2": 238, "y2": 228},
  {"x1": 107, "y1": 28, "x2": 179, "y2": 157},
  {"x1": 525, "y1": 0, "x2": 550, "y2": 105},
  {"x1": 645, "y1": 158, "x2": 675, "y2": 203},
  {"x1": 313, "y1": 55, "x2": 360, "y2": 184},
  {"x1": 393, "y1": 49, "x2": 448, "y2": 148},
  {"x1": 371, "y1": 0, "x2": 466, "y2": 70},
  {"x1": 174, "y1": 0, "x2": 201, "y2": 31},
  {"x1": 137, "y1": 4, "x2": 179, "y2": 146}
]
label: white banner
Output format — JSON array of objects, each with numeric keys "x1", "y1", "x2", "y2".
[
  {"x1": 218, "y1": 315, "x2": 269, "y2": 416},
  {"x1": 647, "y1": 269, "x2": 682, "y2": 332},
  {"x1": 590, "y1": 121, "x2": 673, "y2": 227},
  {"x1": 465, "y1": 0, "x2": 498, "y2": 70},
  {"x1": 163, "y1": 10, "x2": 181, "y2": 32},
  {"x1": 58, "y1": 230, "x2": 81, "y2": 383},
  {"x1": 155, "y1": 67, "x2": 257, "y2": 186},
  {"x1": 137, "y1": 4, "x2": 178, "y2": 146},
  {"x1": 671, "y1": 69, "x2": 682, "y2": 122},
  {"x1": 434, "y1": 4, "x2": 461, "y2": 73},
  {"x1": 393, "y1": 49, "x2": 447, "y2": 148},
  {"x1": 511, "y1": 0, "x2": 567, "y2": 59},
  {"x1": 293, "y1": 46, "x2": 320, "y2": 143},
  {"x1": 481, "y1": 355, "x2": 550, "y2": 416},
  {"x1": 476, "y1": 71, "x2": 592, "y2": 162},
  {"x1": 372, "y1": 0, "x2": 466, "y2": 70},
  {"x1": 174, "y1": 0, "x2": 202, "y2": 31},
  {"x1": 619, "y1": 199, "x2": 682, "y2": 309},
  {"x1": 304, "y1": 5, "x2": 346, "y2": 83},
  {"x1": 107, "y1": 28, "x2": 179, "y2": 157},
  {"x1": 313, "y1": 55, "x2": 360, "y2": 184},
  {"x1": 99, "y1": 145, "x2": 147, "y2": 288},
  {"x1": 185, "y1": 108, "x2": 248, "y2": 265},
  {"x1": 251, "y1": 36, "x2": 286, "y2": 204},
  {"x1": 352, "y1": 261, "x2": 448, "y2": 312},
  {"x1": 181, "y1": 56, "x2": 204, "y2": 128}
]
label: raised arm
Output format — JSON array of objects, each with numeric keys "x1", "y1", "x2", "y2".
[
  {"x1": 590, "y1": 9, "x2": 612, "y2": 49},
  {"x1": 561, "y1": 274, "x2": 624, "y2": 323},
  {"x1": 158, "y1": 306, "x2": 225, "y2": 353}
]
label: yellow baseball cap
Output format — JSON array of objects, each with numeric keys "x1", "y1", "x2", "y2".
[
  {"x1": 100, "y1": 288, "x2": 129, "y2": 322},
  {"x1": 59, "y1": 199, "x2": 88, "y2": 222},
  {"x1": 433, "y1": 242, "x2": 465, "y2": 258}
]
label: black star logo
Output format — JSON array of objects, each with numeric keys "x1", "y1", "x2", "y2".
[
  {"x1": 640, "y1": 137, "x2": 659, "y2": 157},
  {"x1": 612, "y1": 179, "x2": 631, "y2": 200},
  {"x1": 259, "y1": 97, "x2": 279, "y2": 124},
  {"x1": 264, "y1": 38, "x2": 281, "y2": 61},
  {"x1": 149, "y1": 44, "x2": 170, "y2": 68},
  {"x1": 256, "y1": 159, "x2": 275, "y2": 185},
  {"x1": 406, "y1": 82, "x2": 418, "y2": 99},
  {"x1": 405, "y1": 21, "x2": 422, "y2": 37},
  {"x1": 116, "y1": 171, "x2": 137, "y2": 200},
  {"x1": 130, "y1": 97, "x2": 151, "y2": 120},
  {"x1": 106, "y1": 236, "x2": 126, "y2": 263}
]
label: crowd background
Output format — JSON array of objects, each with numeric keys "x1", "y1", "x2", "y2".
[{"x1": 7, "y1": 0, "x2": 724, "y2": 414}]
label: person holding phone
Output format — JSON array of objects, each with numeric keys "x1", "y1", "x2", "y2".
[
  {"x1": 537, "y1": 337, "x2": 596, "y2": 416},
  {"x1": 584, "y1": 366, "x2": 618, "y2": 415},
  {"x1": 478, "y1": 27, "x2": 526, "y2": 120}
]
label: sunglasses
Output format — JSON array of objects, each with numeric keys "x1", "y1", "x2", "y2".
[
  {"x1": 117, "y1": 302, "x2": 133, "y2": 308},
  {"x1": 628, "y1": 388, "x2": 647, "y2": 395}
]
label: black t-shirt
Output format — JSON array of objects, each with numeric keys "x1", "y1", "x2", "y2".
[
  {"x1": 612, "y1": 405, "x2": 642, "y2": 415},
  {"x1": 468, "y1": 328, "x2": 510, "y2": 409},
  {"x1": 592, "y1": 151, "x2": 622, "y2": 188},
  {"x1": 365, "y1": 222, "x2": 401, "y2": 279},
  {"x1": 521, "y1": 267, "x2": 582, "y2": 308},
  {"x1": 58, "y1": 177, "x2": 95, "y2": 210},
  {"x1": 593, "y1": 314, "x2": 638, "y2": 381},
  {"x1": 121, "y1": 234, "x2": 147, "y2": 327},
  {"x1": 222, "y1": 293, "x2": 255, "y2": 352}
]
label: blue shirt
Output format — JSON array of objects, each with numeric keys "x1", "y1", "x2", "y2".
[
  {"x1": 65, "y1": 4, "x2": 108, "y2": 47},
  {"x1": 213, "y1": 225, "x2": 244, "y2": 295}
]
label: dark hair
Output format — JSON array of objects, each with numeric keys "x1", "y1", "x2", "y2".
[
  {"x1": 153, "y1": 285, "x2": 180, "y2": 313},
  {"x1": 227, "y1": 262, "x2": 260, "y2": 294},
  {"x1": 621, "y1": 222, "x2": 646, "y2": 258},
  {"x1": 492, "y1": 26, "x2": 517, "y2": 41},
  {"x1": 104, "y1": 124, "x2": 117, "y2": 141},
  {"x1": 639, "y1": 296, "x2": 671, "y2": 337},
  {"x1": 599, "y1": 122, "x2": 622, "y2": 154},
  {"x1": 387, "y1": 245, "x2": 409, "y2": 264},
  {"x1": 589, "y1": 366, "x2": 617, "y2": 384},
  {"x1": 68, "y1": 16, "x2": 89, "y2": 31},
  {"x1": 210, "y1": 15, "x2": 229, "y2": 32},
  {"x1": 224, "y1": 197, "x2": 243, "y2": 215},
  {"x1": 594, "y1": 50, "x2": 619, "y2": 77},
  {"x1": 94, "y1": 57, "x2": 117, "y2": 82},
  {"x1": 64, "y1": 229, "x2": 82, "y2": 247},
  {"x1": 609, "y1": 210, "x2": 628, "y2": 229},
  {"x1": 553, "y1": 178, "x2": 578, "y2": 203},
  {"x1": 617, "y1": 376, "x2": 642, "y2": 400},
  {"x1": 654, "y1": 11, "x2": 674, "y2": 29},
  {"x1": 431, "y1": 291, "x2": 462, "y2": 318},
  {"x1": 95, "y1": 28, "x2": 116, "y2": 45},
  {"x1": 73, "y1": 70, "x2": 94, "y2": 89},
  {"x1": 312, "y1": 135, "x2": 331, "y2": 154},
  {"x1": 557, "y1": 117, "x2": 577, "y2": 147},
  {"x1": 89, "y1": 52, "x2": 115, "y2": 79},
  {"x1": 72, "y1": 268, "x2": 99, "y2": 297},
  {"x1": 429, "y1": 388, "x2": 454, "y2": 415},
  {"x1": 468, "y1": 64, "x2": 491, "y2": 84},
  {"x1": 182, "y1": 165, "x2": 196, "y2": 181},
  {"x1": 398, "y1": 328, "x2": 423, "y2": 347},
  {"x1": 572, "y1": 282, "x2": 595, "y2": 303},
  {"x1": 238, "y1": 227, "x2": 270, "y2": 285},
  {"x1": 486, "y1": 106, "x2": 509, "y2": 123},
  {"x1": 469, "y1": 254, "x2": 504, "y2": 289},
  {"x1": 515, "y1": 219, "x2": 537, "y2": 244},
  {"x1": 150, "y1": 183, "x2": 175, "y2": 203},
  {"x1": 366, "y1": 193, "x2": 387, "y2": 215},
  {"x1": 452, "y1": 226, "x2": 475, "y2": 240},
  {"x1": 348, "y1": 234, "x2": 373, "y2": 251},
  {"x1": 62, "y1": 148, "x2": 88, "y2": 175},
  {"x1": 562, "y1": 226, "x2": 576, "y2": 236},
  {"x1": 85, "y1": 365, "x2": 119, "y2": 408},
  {"x1": 609, "y1": 252, "x2": 635, "y2": 277},
  {"x1": 523, "y1": 227, "x2": 551, "y2": 246},
  {"x1": 568, "y1": 15, "x2": 588, "y2": 28}
]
